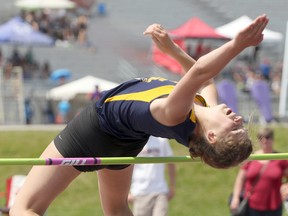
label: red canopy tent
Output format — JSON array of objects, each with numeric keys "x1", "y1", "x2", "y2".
[
  {"x1": 169, "y1": 17, "x2": 227, "y2": 39},
  {"x1": 152, "y1": 39, "x2": 186, "y2": 74},
  {"x1": 152, "y1": 17, "x2": 227, "y2": 74}
]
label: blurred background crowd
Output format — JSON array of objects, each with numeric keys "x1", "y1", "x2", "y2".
[{"x1": 0, "y1": 0, "x2": 287, "y2": 126}]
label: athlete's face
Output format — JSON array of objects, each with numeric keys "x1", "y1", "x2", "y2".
[{"x1": 208, "y1": 104, "x2": 246, "y2": 141}]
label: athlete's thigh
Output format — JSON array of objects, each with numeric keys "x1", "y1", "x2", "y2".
[
  {"x1": 97, "y1": 166, "x2": 133, "y2": 211},
  {"x1": 12, "y1": 141, "x2": 81, "y2": 215}
]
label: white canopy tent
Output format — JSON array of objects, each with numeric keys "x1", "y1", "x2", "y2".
[
  {"x1": 216, "y1": 15, "x2": 283, "y2": 42},
  {"x1": 14, "y1": 0, "x2": 76, "y2": 10},
  {"x1": 47, "y1": 75, "x2": 118, "y2": 100}
]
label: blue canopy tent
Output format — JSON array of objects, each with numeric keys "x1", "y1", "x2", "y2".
[{"x1": 0, "y1": 16, "x2": 54, "y2": 46}]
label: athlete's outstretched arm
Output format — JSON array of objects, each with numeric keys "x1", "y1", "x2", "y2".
[{"x1": 150, "y1": 14, "x2": 269, "y2": 125}]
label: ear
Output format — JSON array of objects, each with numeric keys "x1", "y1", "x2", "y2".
[{"x1": 207, "y1": 130, "x2": 217, "y2": 144}]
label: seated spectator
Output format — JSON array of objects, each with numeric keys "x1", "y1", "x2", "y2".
[
  {"x1": 259, "y1": 58, "x2": 272, "y2": 81},
  {"x1": 10, "y1": 47, "x2": 22, "y2": 67},
  {"x1": 87, "y1": 85, "x2": 102, "y2": 102},
  {"x1": 40, "y1": 61, "x2": 51, "y2": 79}
]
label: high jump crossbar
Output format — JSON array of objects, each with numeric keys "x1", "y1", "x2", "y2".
[{"x1": 0, "y1": 153, "x2": 287, "y2": 166}]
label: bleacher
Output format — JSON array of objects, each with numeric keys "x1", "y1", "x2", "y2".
[{"x1": 0, "y1": 0, "x2": 287, "y2": 124}]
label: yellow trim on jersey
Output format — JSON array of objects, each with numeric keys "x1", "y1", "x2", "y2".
[
  {"x1": 104, "y1": 85, "x2": 175, "y2": 103},
  {"x1": 104, "y1": 85, "x2": 207, "y2": 124},
  {"x1": 190, "y1": 110, "x2": 196, "y2": 123},
  {"x1": 190, "y1": 95, "x2": 208, "y2": 123},
  {"x1": 194, "y1": 94, "x2": 208, "y2": 107}
]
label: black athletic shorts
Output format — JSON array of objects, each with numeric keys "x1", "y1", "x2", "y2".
[{"x1": 54, "y1": 104, "x2": 148, "y2": 172}]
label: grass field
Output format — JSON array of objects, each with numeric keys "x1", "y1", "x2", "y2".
[{"x1": 0, "y1": 125, "x2": 288, "y2": 215}]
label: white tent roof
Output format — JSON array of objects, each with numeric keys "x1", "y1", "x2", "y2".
[
  {"x1": 216, "y1": 15, "x2": 283, "y2": 42},
  {"x1": 47, "y1": 75, "x2": 118, "y2": 100}
]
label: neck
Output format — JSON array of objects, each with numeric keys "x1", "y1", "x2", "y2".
[
  {"x1": 257, "y1": 148, "x2": 273, "y2": 154},
  {"x1": 194, "y1": 104, "x2": 209, "y2": 126},
  {"x1": 194, "y1": 104, "x2": 211, "y2": 137}
]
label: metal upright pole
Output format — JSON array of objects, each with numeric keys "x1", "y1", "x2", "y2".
[{"x1": 279, "y1": 20, "x2": 288, "y2": 117}]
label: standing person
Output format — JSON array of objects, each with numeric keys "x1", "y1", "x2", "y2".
[
  {"x1": 128, "y1": 136, "x2": 176, "y2": 216},
  {"x1": 56, "y1": 100, "x2": 71, "y2": 124},
  {"x1": 88, "y1": 84, "x2": 103, "y2": 102},
  {"x1": 259, "y1": 58, "x2": 272, "y2": 81},
  {"x1": 230, "y1": 127, "x2": 288, "y2": 216},
  {"x1": 24, "y1": 98, "x2": 34, "y2": 125},
  {"x1": 10, "y1": 15, "x2": 268, "y2": 216}
]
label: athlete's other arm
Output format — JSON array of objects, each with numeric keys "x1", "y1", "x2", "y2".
[
  {"x1": 143, "y1": 24, "x2": 196, "y2": 72},
  {"x1": 143, "y1": 23, "x2": 217, "y2": 107}
]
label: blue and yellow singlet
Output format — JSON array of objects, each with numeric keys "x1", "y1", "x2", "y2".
[{"x1": 96, "y1": 77, "x2": 207, "y2": 147}]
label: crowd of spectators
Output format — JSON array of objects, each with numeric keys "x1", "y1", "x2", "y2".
[
  {"x1": 0, "y1": 4, "x2": 98, "y2": 80},
  {"x1": 20, "y1": 9, "x2": 89, "y2": 46},
  {"x1": 1, "y1": 47, "x2": 51, "y2": 80},
  {"x1": 186, "y1": 41, "x2": 283, "y2": 97},
  {"x1": 228, "y1": 58, "x2": 283, "y2": 96}
]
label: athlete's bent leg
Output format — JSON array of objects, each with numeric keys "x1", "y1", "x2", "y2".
[
  {"x1": 10, "y1": 141, "x2": 81, "y2": 216},
  {"x1": 98, "y1": 166, "x2": 134, "y2": 216}
]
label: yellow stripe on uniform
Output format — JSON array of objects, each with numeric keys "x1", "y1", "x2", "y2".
[
  {"x1": 194, "y1": 94, "x2": 208, "y2": 107},
  {"x1": 104, "y1": 85, "x2": 175, "y2": 103},
  {"x1": 190, "y1": 95, "x2": 208, "y2": 123},
  {"x1": 104, "y1": 85, "x2": 207, "y2": 124}
]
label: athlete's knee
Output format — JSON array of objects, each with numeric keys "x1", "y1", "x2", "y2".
[
  {"x1": 10, "y1": 209, "x2": 40, "y2": 216},
  {"x1": 103, "y1": 204, "x2": 133, "y2": 216},
  {"x1": 10, "y1": 206, "x2": 24, "y2": 216},
  {"x1": 9, "y1": 204, "x2": 19, "y2": 216},
  {"x1": 10, "y1": 204, "x2": 40, "y2": 216}
]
